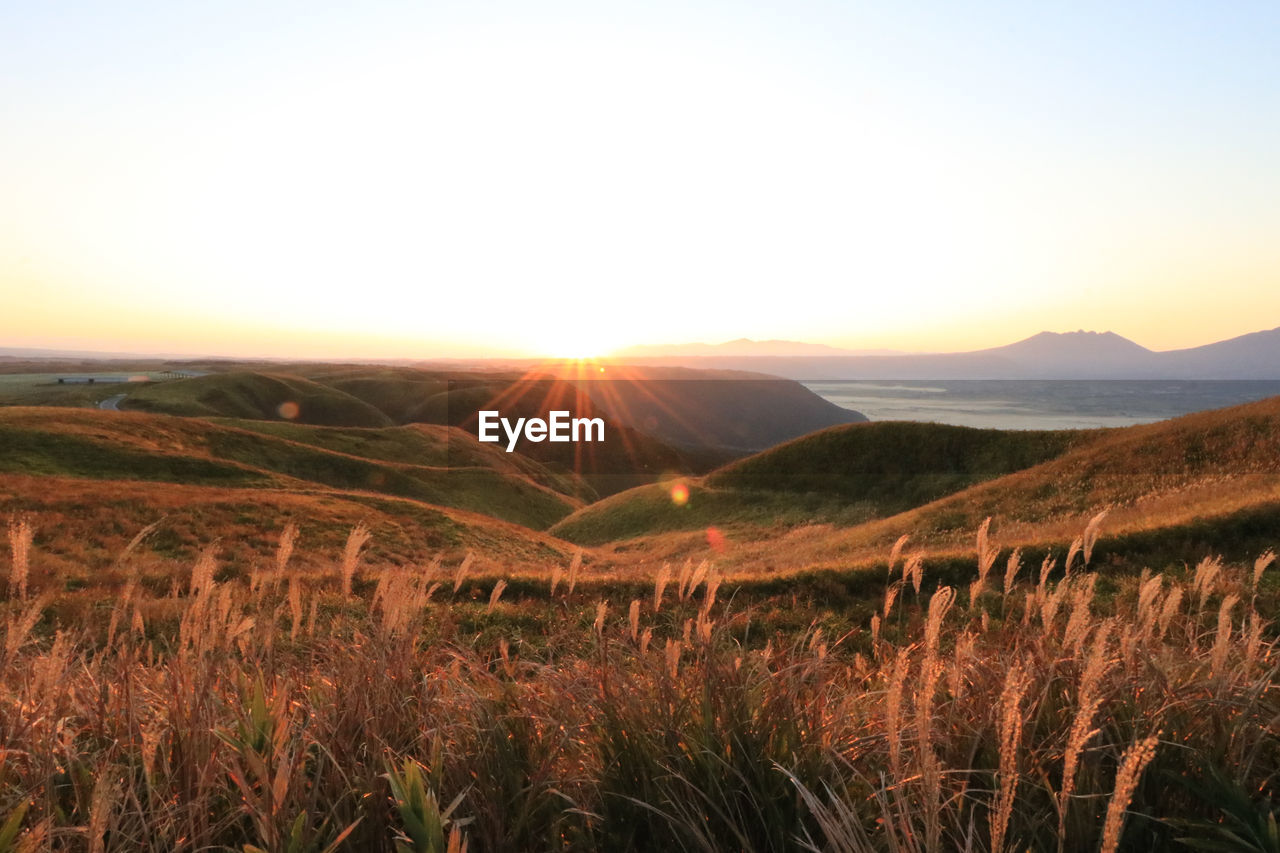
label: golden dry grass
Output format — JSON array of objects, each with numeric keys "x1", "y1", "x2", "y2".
[
  {"x1": 2, "y1": 390, "x2": 1280, "y2": 848},
  {"x1": 0, "y1": 513, "x2": 1275, "y2": 851}
]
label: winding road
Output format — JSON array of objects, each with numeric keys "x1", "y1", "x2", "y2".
[{"x1": 99, "y1": 393, "x2": 127, "y2": 411}]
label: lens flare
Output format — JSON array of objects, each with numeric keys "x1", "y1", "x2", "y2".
[
  {"x1": 670, "y1": 482, "x2": 690, "y2": 506},
  {"x1": 277, "y1": 401, "x2": 300, "y2": 420},
  {"x1": 705, "y1": 526, "x2": 725, "y2": 552}
]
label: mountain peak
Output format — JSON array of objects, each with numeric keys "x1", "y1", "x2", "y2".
[
  {"x1": 1028, "y1": 329, "x2": 1122, "y2": 340},
  {"x1": 996, "y1": 330, "x2": 1153, "y2": 355}
]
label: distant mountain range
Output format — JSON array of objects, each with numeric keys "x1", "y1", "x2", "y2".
[
  {"x1": 9, "y1": 327, "x2": 1280, "y2": 379},
  {"x1": 611, "y1": 328, "x2": 1280, "y2": 380}
]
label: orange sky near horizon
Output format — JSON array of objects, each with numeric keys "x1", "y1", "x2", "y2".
[{"x1": 3, "y1": 2, "x2": 1277, "y2": 361}]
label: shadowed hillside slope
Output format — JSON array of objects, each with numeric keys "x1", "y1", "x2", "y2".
[
  {"x1": 708, "y1": 421, "x2": 1086, "y2": 500},
  {"x1": 0, "y1": 408, "x2": 586, "y2": 530},
  {"x1": 122, "y1": 371, "x2": 394, "y2": 427},
  {"x1": 3, "y1": 362, "x2": 865, "y2": 498},
  {"x1": 359, "y1": 363, "x2": 865, "y2": 446},
  {"x1": 215, "y1": 419, "x2": 594, "y2": 501},
  {"x1": 297, "y1": 365, "x2": 451, "y2": 423},
  {"x1": 416, "y1": 376, "x2": 736, "y2": 495},
  {"x1": 565, "y1": 368, "x2": 868, "y2": 451},
  {"x1": 580, "y1": 396, "x2": 1280, "y2": 576},
  {"x1": 552, "y1": 421, "x2": 1091, "y2": 544}
]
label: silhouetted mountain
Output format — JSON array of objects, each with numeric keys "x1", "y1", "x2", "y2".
[
  {"x1": 1160, "y1": 327, "x2": 1280, "y2": 378},
  {"x1": 976, "y1": 330, "x2": 1158, "y2": 377},
  {"x1": 613, "y1": 327, "x2": 1280, "y2": 380}
]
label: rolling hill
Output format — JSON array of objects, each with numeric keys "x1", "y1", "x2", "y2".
[
  {"x1": 551, "y1": 421, "x2": 1092, "y2": 545},
  {"x1": 76, "y1": 365, "x2": 859, "y2": 495},
  {"x1": 0, "y1": 471, "x2": 572, "y2": 585},
  {"x1": 398, "y1": 377, "x2": 723, "y2": 499},
  {"x1": 413, "y1": 367, "x2": 866, "y2": 450},
  {"x1": 556, "y1": 396, "x2": 1280, "y2": 577},
  {"x1": 570, "y1": 368, "x2": 869, "y2": 451},
  {"x1": 0, "y1": 407, "x2": 588, "y2": 533},
  {"x1": 1, "y1": 362, "x2": 867, "y2": 499},
  {"x1": 121, "y1": 371, "x2": 395, "y2": 426},
  {"x1": 295, "y1": 365, "x2": 452, "y2": 423},
  {"x1": 10, "y1": 358, "x2": 1280, "y2": 586},
  {"x1": 3, "y1": 390, "x2": 1280, "y2": 589},
  {"x1": 212, "y1": 418, "x2": 593, "y2": 501},
  {"x1": 390, "y1": 370, "x2": 859, "y2": 493}
]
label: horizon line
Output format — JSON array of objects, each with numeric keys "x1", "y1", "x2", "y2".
[{"x1": 3, "y1": 323, "x2": 1278, "y2": 365}]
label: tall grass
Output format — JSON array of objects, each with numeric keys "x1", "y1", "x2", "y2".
[
  {"x1": 6, "y1": 515, "x2": 32, "y2": 601},
  {"x1": 0, "y1": 517, "x2": 1276, "y2": 851},
  {"x1": 339, "y1": 522, "x2": 371, "y2": 597}
]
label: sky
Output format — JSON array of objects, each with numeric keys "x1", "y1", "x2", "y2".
[{"x1": 2, "y1": 1, "x2": 1277, "y2": 359}]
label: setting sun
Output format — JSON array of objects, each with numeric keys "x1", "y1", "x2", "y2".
[
  {"x1": 530, "y1": 328, "x2": 618, "y2": 361},
  {"x1": 3, "y1": 3, "x2": 1277, "y2": 359},
  {"x1": 2, "y1": 3, "x2": 1278, "y2": 848}
]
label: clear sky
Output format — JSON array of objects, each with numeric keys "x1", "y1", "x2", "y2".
[{"x1": 2, "y1": 1, "x2": 1277, "y2": 359}]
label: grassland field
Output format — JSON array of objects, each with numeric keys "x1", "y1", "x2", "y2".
[{"x1": 2, "y1": 365, "x2": 1280, "y2": 851}]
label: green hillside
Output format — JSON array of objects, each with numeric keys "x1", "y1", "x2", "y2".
[
  {"x1": 0, "y1": 408, "x2": 584, "y2": 530},
  {"x1": 299, "y1": 366, "x2": 450, "y2": 423},
  {"x1": 0, "y1": 420, "x2": 269, "y2": 487},
  {"x1": 702, "y1": 394, "x2": 1280, "y2": 574},
  {"x1": 552, "y1": 421, "x2": 1092, "y2": 544},
  {"x1": 1, "y1": 364, "x2": 865, "y2": 502},
  {"x1": 709, "y1": 421, "x2": 1086, "y2": 502},
  {"x1": 548, "y1": 480, "x2": 887, "y2": 546},
  {"x1": 559, "y1": 396, "x2": 1280, "y2": 576},
  {"x1": 218, "y1": 419, "x2": 595, "y2": 501},
  {"x1": 122, "y1": 371, "x2": 394, "y2": 427}
]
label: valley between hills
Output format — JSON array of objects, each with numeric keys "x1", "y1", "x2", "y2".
[
  {"x1": 3, "y1": 356, "x2": 1280, "y2": 852},
  {"x1": 2, "y1": 359, "x2": 1278, "y2": 588}
]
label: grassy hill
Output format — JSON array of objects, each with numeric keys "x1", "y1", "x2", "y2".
[
  {"x1": 0, "y1": 408, "x2": 587, "y2": 532},
  {"x1": 852, "y1": 394, "x2": 1280, "y2": 546},
  {"x1": 297, "y1": 365, "x2": 451, "y2": 423},
  {"x1": 0, "y1": 472, "x2": 571, "y2": 585},
  {"x1": 107, "y1": 369, "x2": 738, "y2": 496},
  {"x1": 216, "y1": 419, "x2": 595, "y2": 501},
  {"x1": 571, "y1": 369, "x2": 868, "y2": 451},
  {"x1": 572, "y1": 396, "x2": 1280, "y2": 577},
  {"x1": 1, "y1": 362, "x2": 863, "y2": 500},
  {"x1": 122, "y1": 371, "x2": 395, "y2": 427},
  {"x1": 274, "y1": 366, "x2": 861, "y2": 488},
  {"x1": 407, "y1": 376, "x2": 735, "y2": 495},
  {"x1": 552, "y1": 421, "x2": 1091, "y2": 544},
  {"x1": 11, "y1": 364, "x2": 1280, "y2": 586},
  {"x1": 709, "y1": 421, "x2": 1086, "y2": 502}
]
